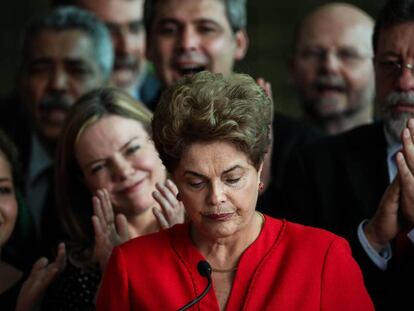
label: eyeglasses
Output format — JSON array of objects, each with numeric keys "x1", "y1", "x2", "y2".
[
  {"x1": 376, "y1": 60, "x2": 414, "y2": 77},
  {"x1": 297, "y1": 47, "x2": 372, "y2": 67}
]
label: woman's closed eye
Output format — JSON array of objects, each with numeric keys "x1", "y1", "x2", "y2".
[
  {"x1": 188, "y1": 179, "x2": 205, "y2": 189},
  {"x1": 226, "y1": 177, "x2": 241, "y2": 185}
]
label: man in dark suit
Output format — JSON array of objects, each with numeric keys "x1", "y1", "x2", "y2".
[
  {"x1": 0, "y1": 6, "x2": 113, "y2": 267},
  {"x1": 283, "y1": 1, "x2": 414, "y2": 309},
  {"x1": 143, "y1": 0, "x2": 322, "y2": 216}
]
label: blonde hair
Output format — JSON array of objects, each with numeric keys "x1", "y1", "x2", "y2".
[{"x1": 56, "y1": 87, "x2": 152, "y2": 263}]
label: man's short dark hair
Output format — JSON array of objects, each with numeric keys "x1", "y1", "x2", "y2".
[
  {"x1": 143, "y1": 0, "x2": 247, "y2": 34},
  {"x1": 20, "y1": 6, "x2": 113, "y2": 78},
  {"x1": 373, "y1": 0, "x2": 414, "y2": 53}
]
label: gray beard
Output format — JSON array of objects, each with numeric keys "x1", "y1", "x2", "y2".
[
  {"x1": 383, "y1": 112, "x2": 411, "y2": 145},
  {"x1": 382, "y1": 91, "x2": 414, "y2": 145}
]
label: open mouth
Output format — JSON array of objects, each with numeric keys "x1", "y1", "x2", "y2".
[
  {"x1": 315, "y1": 84, "x2": 345, "y2": 94},
  {"x1": 176, "y1": 64, "x2": 207, "y2": 76}
]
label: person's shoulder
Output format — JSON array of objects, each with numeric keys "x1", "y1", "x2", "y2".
[
  {"x1": 273, "y1": 112, "x2": 322, "y2": 145},
  {"x1": 262, "y1": 217, "x2": 351, "y2": 262},
  {"x1": 312, "y1": 122, "x2": 381, "y2": 148},
  {"x1": 263, "y1": 216, "x2": 341, "y2": 243},
  {"x1": 283, "y1": 220, "x2": 348, "y2": 249},
  {"x1": 119, "y1": 223, "x2": 186, "y2": 254},
  {"x1": 298, "y1": 122, "x2": 383, "y2": 159}
]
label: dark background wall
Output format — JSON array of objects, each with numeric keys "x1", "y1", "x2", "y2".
[{"x1": 1, "y1": 0, "x2": 386, "y2": 116}]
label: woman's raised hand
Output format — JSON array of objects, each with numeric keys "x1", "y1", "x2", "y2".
[
  {"x1": 92, "y1": 189, "x2": 129, "y2": 272},
  {"x1": 16, "y1": 243, "x2": 66, "y2": 311},
  {"x1": 152, "y1": 179, "x2": 186, "y2": 229}
]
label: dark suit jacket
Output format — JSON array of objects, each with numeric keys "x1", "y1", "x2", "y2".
[
  {"x1": 281, "y1": 122, "x2": 412, "y2": 310},
  {"x1": 257, "y1": 112, "x2": 323, "y2": 217}
]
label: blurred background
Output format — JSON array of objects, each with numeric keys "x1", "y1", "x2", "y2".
[{"x1": 0, "y1": 0, "x2": 386, "y2": 116}]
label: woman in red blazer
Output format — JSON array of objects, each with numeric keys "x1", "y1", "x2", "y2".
[{"x1": 97, "y1": 72, "x2": 374, "y2": 310}]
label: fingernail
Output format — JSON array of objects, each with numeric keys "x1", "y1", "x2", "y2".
[{"x1": 409, "y1": 118, "x2": 414, "y2": 128}]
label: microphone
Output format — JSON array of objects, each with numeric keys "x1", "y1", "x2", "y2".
[{"x1": 177, "y1": 260, "x2": 212, "y2": 311}]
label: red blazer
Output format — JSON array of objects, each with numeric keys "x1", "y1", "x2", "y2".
[{"x1": 97, "y1": 216, "x2": 374, "y2": 310}]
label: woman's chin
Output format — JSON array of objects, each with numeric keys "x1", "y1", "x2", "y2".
[{"x1": 197, "y1": 222, "x2": 239, "y2": 239}]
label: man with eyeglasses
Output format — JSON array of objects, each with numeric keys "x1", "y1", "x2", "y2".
[
  {"x1": 282, "y1": 1, "x2": 414, "y2": 309},
  {"x1": 290, "y1": 3, "x2": 375, "y2": 135}
]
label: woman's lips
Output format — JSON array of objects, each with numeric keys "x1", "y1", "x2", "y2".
[
  {"x1": 204, "y1": 212, "x2": 234, "y2": 221},
  {"x1": 119, "y1": 179, "x2": 145, "y2": 195}
]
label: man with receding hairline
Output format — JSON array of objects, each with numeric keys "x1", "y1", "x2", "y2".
[{"x1": 290, "y1": 3, "x2": 375, "y2": 135}]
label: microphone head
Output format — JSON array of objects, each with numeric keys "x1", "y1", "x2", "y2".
[{"x1": 197, "y1": 260, "x2": 212, "y2": 278}]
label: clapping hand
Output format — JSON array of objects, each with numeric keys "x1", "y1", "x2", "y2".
[
  {"x1": 92, "y1": 189, "x2": 129, "y2": 272},
  {"x1": 16, "y1": 243, "x2": 66, "y2": 311},
  {"x1": 365, "y1": 176, "x2": 400, "y2": 251},
  {"x1": 152, "y1": 179, "x2": 186, "y2": 229},
  {"x1": 256, "y1": 77, "x2": 272, "y2": 95},
  {"x1": 365, "y1": 118, "x2": 414, "y2": 251},
  {"x1": 397, "y1": 118, "x2": 414, "y2": 225}
]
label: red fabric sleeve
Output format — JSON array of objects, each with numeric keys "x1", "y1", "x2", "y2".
[
  {"x1": 321, "y1": 237, "x2": 375, "y2": 311},
  {"x1": 96, "y1": 247, "x2": 130, "y2": 311}
]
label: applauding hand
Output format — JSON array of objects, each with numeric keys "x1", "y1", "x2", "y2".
[
  {"x1": 16, "y1": 243, "x2": 66, "y2": 311},
  {"x1": 92, "y1": 189, "x2": 129, "y2": 272},
  {"x1": 365, "y1": 118, "x2": 414, "y2": 251},
  {"x1": 152, "y1": 179, "x2": 186, "y2": 229}
]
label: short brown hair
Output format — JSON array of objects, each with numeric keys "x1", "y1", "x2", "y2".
[
  {"x1": 56, "y1": 87, "x2": 152, "y2": 263},
  {"x1": 152, "y1": 71, "x2": 272, "y2": 173}
]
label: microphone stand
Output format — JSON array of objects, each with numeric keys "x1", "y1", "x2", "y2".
[{"x1": 177, "y1": 261, "x2": 212, "y2": 311}]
